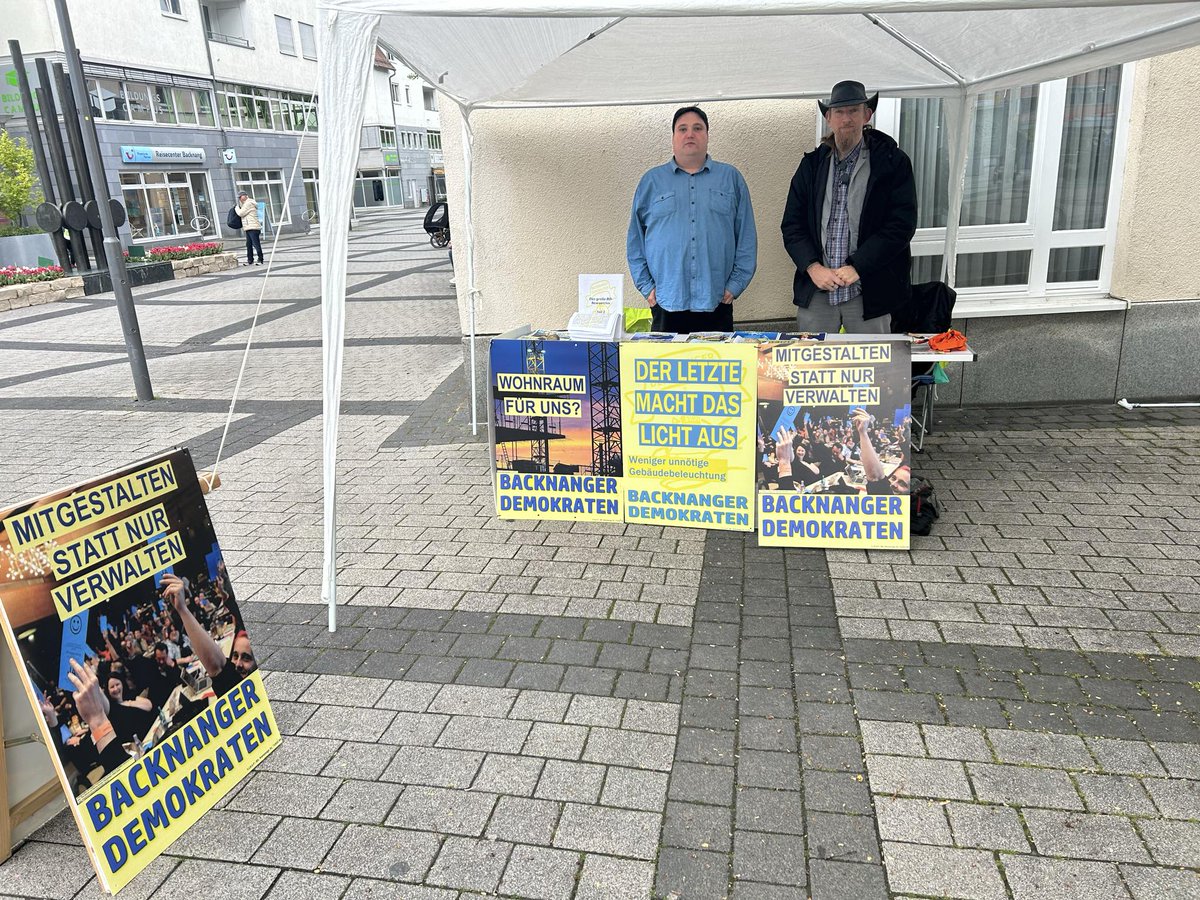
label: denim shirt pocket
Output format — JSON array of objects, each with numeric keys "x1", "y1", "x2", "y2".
[
  {"x1": 646, "y1": 191, "x2": 676, "y2": 223},
  {"x1": 710, "y1": 188, "x2": 734, "y2": 217}
]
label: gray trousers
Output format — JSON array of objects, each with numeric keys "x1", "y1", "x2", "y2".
[{"x1": 795, "y1": 293, "x2": 891, "y2": 334}]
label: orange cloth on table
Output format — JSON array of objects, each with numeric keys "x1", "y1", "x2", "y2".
[{"x1": 928, "y1": 329, "x2": 967, "y2": 352}]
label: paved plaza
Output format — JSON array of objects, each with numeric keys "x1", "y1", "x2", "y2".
[{"x1": 1, "y1": 210, "x2": 1198, "y2": 899}]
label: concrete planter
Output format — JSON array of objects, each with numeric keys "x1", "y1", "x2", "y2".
[
  {"x1": 0, "y1": 251, "x2": 241, "y2": 311},
  {"x1": 0, "y1": 232, "x2": 58, "y2": 268}
]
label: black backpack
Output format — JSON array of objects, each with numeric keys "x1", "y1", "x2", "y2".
[
  {"x1": 227, "y1": 206, "x2": 242, "y2": 230},
  {"x1": 910, "y1": 475, "x2": 940, "y2": 536}
]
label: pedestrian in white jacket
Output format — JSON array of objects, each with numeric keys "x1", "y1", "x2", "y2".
[{"x1": 236, "y1": 192, "x2": 264, "y2": 265}]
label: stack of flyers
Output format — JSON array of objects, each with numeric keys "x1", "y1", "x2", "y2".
[
  {"x1": 731, "y1": 330, "x2": 781, "y2": 342},
  {"x1": 524, "y1": 329, "x2": 570, "y2": 340},
  {"x1": 780, "y1": 331, "x2": 827, "y2": 341},
  {"x1": 686, "y1": 331, "x2": 731, "y2": 342},
  {"x1": 628, "y1": 332, "x2": 680, "y2": 342}
]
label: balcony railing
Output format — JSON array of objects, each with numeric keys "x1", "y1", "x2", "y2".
[{"x1": 206, "y1": 29, "x2": 252, "y2": 48}]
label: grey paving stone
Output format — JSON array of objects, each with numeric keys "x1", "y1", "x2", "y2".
[
  {"x1": 498, "y1": 845, "x2": 581, "y2": 900},
  {"x1": 553, "y1": 803, "x2": 661, "y2": 859},
  {"x1": 801, "y1": 735, "x2": 865, "y2": 774},
  {"x1": 583, "y1": 726, "x2": 675, "y2": 770},
  {"x1": 383, "y1": 746, "x2": 484, "y2": 788},
  {"x1": 867, "y1": 754, "x2": 973, "y2": 800},
  {"x1": 252, "y1": 817, "x2": 345, "y2": 868},
  {"x1": 298, "y1": 704, "x2": 397, "y2": 741},
  {"x1": 1154, "y1": 741, "x2": 1200, "y2": 779},
  {"x1": 386, "y1": 785, "x2": 498, "y2": 836},
  {"x1": 225, "y1": 771, "x2": 342, "y2": 818},
  {"x1": 807, "y1": 811, "x2": 882, "y2": 864},
  {"x1": 322, "y1": 779, "x2": 405, "y2": 824},
  {"x1": 1024, "y1": 808, "x2": 1151, "y2": 863},
  {"x1": 1086, "y1": 736, "x2": 1168, "y2": 776},
  {"x1": 601, "y1": 766, "x2": 670, "y2": 812},
  {"x1": 921, "y1": 724, "x2": 993, "y2": 762},
  {"x1": 881, "y1": 842, "x2": 1007, "y2": 900},
  {"x1": 263, "y1": 871, "x2": 350, "y2": 900},
  {"x1": 663, "y1": 800, "x2": 734, "y2": 852},
  {"x1": 168, "y1": 809, "x2": 280, "y2": 862},
  {"x1": 436, "y1": 714, "x2": 532, "y2": 753},
  {"x1": 522, "y1": 721, "x2": 589, "y2": 759},
  {"x1": 732, "y1": 831, "x2": 807, "y2": 885},
  {"x1": 0, "y1": 840, "x2": 100, "y2": 899},
  {"x1": 668, "y1": 761, "x2": 735, "y2": 805},
  {"x1": 425, "y1": 835, "x2": 512, "y2": 892},
  {"x1": 988, "y1": 728, "x2": 1097, "y2": 770},
  {"x1": 322, "y1": 824, "x2": 441, "y2": 881},
  {"x1": 153, "y1": 859, "x2": 281, "y2": 900},
  {"x1": 735, "y1": 787, "x2": 807, "y2": 834},
  {"x1": 654, "y1": 847, "x2": 730, "y2": 900},
  {"x1": 470, "y1": 753, "x2": 545, "y2": 796},
  {"x1": 1136, "y1": 818, "x2": 1200, "y2": 867},
  {"x1": 510, "y1": 689, "x2": 573, "y2": 722},
  {"x1": 565, "y1": 694, "x2": 626, "y2": 727},
  {"x1": 1119, "y1": 864, "x2": 1200, "y2": 900},
  {"x1": 945, "y1": 801, "x2": 1031, "y2": 851},
  {"x1": 1002, "y1": 855, "x2": 1131, "y2": 900},
  {"x1": 429, "y1": 684, "x2": 517, "y2": 717},
  {"x1": 1075, "y1": 773, "x2": 1158, "y2": 815},
  {"x1": 485, "y1": 795, "x2": 562, "y2": 843},
  {"x1": 580, "y1": 853, "x2": 657, "y2": 900},
  {"x1": 1143, "y1": 775, "x2": 1200, "y2": 819},
  {"x1": 808, "y1": 859, "x2": 889, "y2": 900},
  {"x1": 967, "y1": 762, "x2": 1085, "y2": 810},
  {"x1": 535, "y1": 759, "x2": 607, "y2": 803},
  {"x1": 738, "y1": 718, "x2": 798, "y2": 753},
  {"x1": 875, "y1": 796, "x2": 952, "y2": 846}
]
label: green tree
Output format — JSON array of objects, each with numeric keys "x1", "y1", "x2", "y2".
[{"x1": 0, "y1": 131, "x2": 43, "y2": 225}]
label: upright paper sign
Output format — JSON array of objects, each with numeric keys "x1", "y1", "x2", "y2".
[
  {"x1": 578, "y1": 274, "x2": 624, "y2": 315},
  {"x1": 756, "y1": 338, "x2": 913, "y2": 548},
  {"x1": 492, "y1": 337, "x2": 624, "y2": 522},
  {"x1": 0, "y1": 449, "x2": 279, "y2": 894},
  {"x1": 620, "y1": 341, "x2": 757, "y2": 530}
]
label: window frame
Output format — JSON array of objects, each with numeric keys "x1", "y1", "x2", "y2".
[
  {"x1": 275, "y1": 15, "x2": 296, "y2": 56},
  {"x1": 160, "y1": 0, "x2": 185, "y2": 19},
  {"x1": 298, "y1": 21, "x2": 317, "y2": 60},
  {"x1": 120, "y1": 169, "x2": 218, "y2": 242},
  {"x1": 880, "y1": 63, "x2": 1134, "y2": 305},
  {"x1": 234, "y1": 168, "x2": 293, "y2": 226}
]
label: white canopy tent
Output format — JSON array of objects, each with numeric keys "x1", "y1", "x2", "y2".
[{"x1": 316, "y1": 0, "x2": 1200, "y2": 628}]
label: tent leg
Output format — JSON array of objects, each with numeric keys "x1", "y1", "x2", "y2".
[{"x1": 460, "y1": 108, "x2": 480, "y2": 437}]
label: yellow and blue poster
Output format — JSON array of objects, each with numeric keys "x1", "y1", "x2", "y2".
[
  {"x1": 491, "y1": 337, "x2": 624, "y2": 522},
  {"x1": 620, "y1": 341, "x2": 757, "y2": 531},
  {"x1": 756, "y1": 338, "x2": 912, "y2": 548},
  {"x1": 0, "y1": 449, "x2": 279, "y2": 894}
]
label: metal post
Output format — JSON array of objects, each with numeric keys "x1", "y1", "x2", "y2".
[
  {"x1": 34, "y1": 58, "x2": 89, "y2": 271},
  {"x1": 7, "y1": 41, "x2": 73, "y2": 271},
  {"x1": 51, "y1": 0, "x2": 153, "y2": 401},
  {"x1": 52, "y1": 64, "x2": 106, "y2": 269}
]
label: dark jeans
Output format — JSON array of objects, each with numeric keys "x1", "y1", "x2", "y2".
[
  {"x1": 244, "y1": 229, "x2": 263, "y2": 264},
  {"x1": 650, "y1": 302, "x2": 734, "y2": 334}
]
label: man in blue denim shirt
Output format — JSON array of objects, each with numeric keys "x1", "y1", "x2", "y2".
[{"x1": 627, "y1": 107, "x2": 757, "y2": 333}]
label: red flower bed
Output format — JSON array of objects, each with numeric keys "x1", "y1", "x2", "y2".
[
  {"x1": 0, "y1": 265, "x2": 65, "y2": 286},
  {"x1": 146, "y1": 242, "x2": 224, "y2": 261}
]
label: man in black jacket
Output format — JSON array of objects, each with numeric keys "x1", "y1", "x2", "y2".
[{"x1": 781, "y1": 81, "x2": 917, "y2": 333}]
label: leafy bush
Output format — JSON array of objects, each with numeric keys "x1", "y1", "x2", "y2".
[
  {"x1": 0, "y1": 225, "x2": 42, "y2": 237},
  {"x1": 146, "y1": 242, "x2": 224, "y2": 261},
  {"x1": 0, "y1": 265, "x2": 65, "y2": 286}
]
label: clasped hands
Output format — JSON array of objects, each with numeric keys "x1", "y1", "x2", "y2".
[{"x1": 807, "y1": 263, "x2": 859, "y2": 292}]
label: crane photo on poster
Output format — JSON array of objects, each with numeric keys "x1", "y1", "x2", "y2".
[
  {"x1": 756, "y1": 338, "x2": 913, "y2": 549},
  {"x1": 0, "y1": 449, "x2": 279, "y2": 894},
  {"x1": 491, "y1": 337, "x2": 625, "y2": 522}
]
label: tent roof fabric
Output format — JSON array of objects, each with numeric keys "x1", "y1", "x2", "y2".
[{"x1": 324, "y1": 1, "x2": 1200, "y2": 108}]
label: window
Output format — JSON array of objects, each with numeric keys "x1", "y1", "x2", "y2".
[
  {"x1": 888, "y1": 63, "x2": 1129, "y2": 299},
  {"x1": 302, "y1": 168, "x2": 319, "y2": 222},
  {"x1": 380, "y1": 128, "x2": 396, "y2": 148},
  {"x1": 160, "y1": 0, "x2": 183, "y2": 16},
  {"x1": 390, "y1": 83, "x2": 400, "y2": 104},
  {"x1": 88, "y1": 78, "x2": 128, "y2": 121},
  {"x1": 423, "y1": 87, "x2": 436, "y2": 111},
  {"x1": 275, "y1": 16, "x2": 296, "y2": 56},
  {"x1": 119, "y1": 170, "x2": 217, "y2": 241},
  {"x1": 298, "y1": 22, "x2": 317, "y2": 60},
  {"x1": 217, "y1": 83, "x2": 317, "y2": 132},
  {"x1": 427, "y1": 131, "x2": 442, "y2": 150},
  {"x1": 86, "y1": 77, "x2": 216, "y2": 128},
  {"x1": 404, "y1": 86, "x2": 410, "y2": 105},
  {"x1": 235, "y1": 169, "x2": 292, "y2": 225},
  {"x1": 125, "y1": 82, "x2": 155, "y2": 122}
]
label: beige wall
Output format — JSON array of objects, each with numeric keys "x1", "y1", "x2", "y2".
[
  {"x1": 1111, "y1": 47, "x2": 1200, "y2": 302},
  {"x1": 443, "y1": 99, "x2": 821, "y2": 336}
]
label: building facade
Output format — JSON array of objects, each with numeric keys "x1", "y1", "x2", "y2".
[{"x1": 0, "y1": 0, "x2": 442, "y2": 250}]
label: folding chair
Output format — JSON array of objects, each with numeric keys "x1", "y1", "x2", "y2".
[{"x1": 893, "y1": 281, "x2": 957, "y2": 453}]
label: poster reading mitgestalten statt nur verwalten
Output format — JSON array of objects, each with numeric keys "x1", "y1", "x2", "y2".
[{"x1": 0, "y1": 449, "x2": 279, "y2": 894}]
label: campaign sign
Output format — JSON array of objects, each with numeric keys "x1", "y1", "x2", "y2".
[
  {"x1": 492, "y1": 338, "x2": 624, "y2": 522},
  {"x1": 756, "y1": 338, "x2": 913, "y2": 548},
  {"x1": 620, "y1": 341, "x2": 757, "y2": 531},
  {"x1": 0, "y1": 449, "x2": 278, "y2": 893}
]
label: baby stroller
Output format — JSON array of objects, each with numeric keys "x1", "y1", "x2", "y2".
[{"x1": 423, "y1": 201, "x2": 450, "y2": 248}]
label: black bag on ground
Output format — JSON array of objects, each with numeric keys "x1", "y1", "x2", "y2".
[
  {"x1": 910, "y1": 475, "x2": 940, "y2": 536},
  {"x1": 227, "y1": 206, "x2": 242, "y2": 230}
]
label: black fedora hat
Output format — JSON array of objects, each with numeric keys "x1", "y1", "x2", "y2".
[{"x1": 818, "y1": 80, "x2": 879, "y2": 115}]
